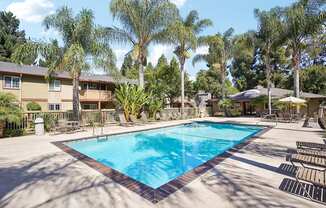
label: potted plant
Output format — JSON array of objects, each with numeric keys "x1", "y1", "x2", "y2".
[{"x1": 0, "y1": 92, "x2": 23, "y2": 138}]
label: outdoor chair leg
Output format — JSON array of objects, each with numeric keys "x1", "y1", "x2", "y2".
[{"x1": 295, "y1": 176, "x2": 314, "y2": 200}]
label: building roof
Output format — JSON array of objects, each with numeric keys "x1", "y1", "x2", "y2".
[
  {"x1": 230, "y1": 86, "x2": 326, "y2": 102},
  {"x1": 0, "y1": 61, "x2": 137, "y2": 84}
]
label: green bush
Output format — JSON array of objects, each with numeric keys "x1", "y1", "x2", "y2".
[
  {"x1": 147, "y1": 97, "x2": 163, "y2": 119},
  {"x1": 4, "y1": 128, "x2": 25, "y2": 137},
  {"x1": 115, "y1": 84, "x2": 149, "y2": 121},
  {"x1": 26, "y1": 101, "x2": 42, "y2": 111},
  {"x1": 229, "y1": 109, "x2": 242, "y2": 117},
  {"x1": 42, "y1": 113, "x2": 57, "y2": 132}
]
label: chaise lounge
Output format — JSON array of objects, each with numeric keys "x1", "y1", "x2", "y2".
[{"x1": 297, "y1": 141, "x2": 326, "y2": 150}]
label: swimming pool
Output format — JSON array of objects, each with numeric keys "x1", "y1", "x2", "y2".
[{"x1": 65, "y1": 122, "x2": 264, "y2": 190}]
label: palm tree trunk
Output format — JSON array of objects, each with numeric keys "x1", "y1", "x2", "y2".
[
  {"x1": 293, "y1": 50, "x2": 300, "y2": 114},
  {"x1": 138, "y1": 63, "x2": 145, "y2": 88},
  {"x1": 293, "y1": 50, "x2": 300, "y2": 98},
  {"x1": 72, "y1": 72, "x2": 80, "y2": 121},
  {"x1": 180, "y1": 62, "x2": 185, "y2": 119},
  {"x1": 266, "y1": 62, "x2": 272, "y2": 115},
  {"x1": 221, "y1": 64, "x2": 226, "y2": 99}
]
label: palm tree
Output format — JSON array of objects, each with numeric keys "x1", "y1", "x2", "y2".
[
  {"x1": 108, "y1": 0, "x2": 178, "y2": 88},
  {"x1": 281, "y1": 0, "x2": 325, "y2": 98},
  {"x1": 12, "y1": 7, "x2": 115, "y2": 120},
  {"x1": 166, "y1": 10, "x2": 212, "y2": 118},
  {"x1": 255, "y1": 8, "x2": 282, "y2": 115},
  {"x1": 193, "y1": 28, "x2": 234, "y2": 99}
]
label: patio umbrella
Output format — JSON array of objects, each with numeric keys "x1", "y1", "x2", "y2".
[
  {"x1": 279, "y1": 96, "x2": 306, "y2": 104},
  {"x1": 279, "y1": 96, "x2": 306, "y2": 116},
  {"x1": 230, "y1": 89, "x2": 261, "y2": 101}
]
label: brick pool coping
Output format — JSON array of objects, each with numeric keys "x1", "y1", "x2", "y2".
[{"x1": 52, "y1": 121, "x2": 272, "y2": 204}]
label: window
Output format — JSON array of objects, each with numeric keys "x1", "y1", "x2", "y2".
[
  {"x1": 3, "y1": 76, "x2": 20, "y2": 89},
  {"x1": 48, "y1": 104, "x2": 61, "y2": 111},
  {"x1": 81, "y1": 83, "x2": 88, "y2": 90},
  {"x1": 81, "y1": 103, "x2": 98, "y2": 110},
  {"x1": 49, "y1": 80, "x2": 61, "y2": 91},
  {"x1": 88, "y1": 83, "x2": 98, "y2": 90}
]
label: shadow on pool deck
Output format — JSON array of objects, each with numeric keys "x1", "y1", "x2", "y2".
[{"x1": 0, "y1": 152, "x2": 139, "y2": 208}]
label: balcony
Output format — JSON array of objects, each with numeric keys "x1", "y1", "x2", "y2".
[{"x1": 80, "y1": 89, "x2": 112, "y2": 102}]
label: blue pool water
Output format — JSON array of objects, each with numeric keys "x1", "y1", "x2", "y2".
[{"x1": 66, "y1": 122, "x2": 263, "y2": 189}]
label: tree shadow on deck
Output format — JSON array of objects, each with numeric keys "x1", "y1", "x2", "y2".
[{"x1": 0, "y1": 152, "x2": 141, "y2": 208}]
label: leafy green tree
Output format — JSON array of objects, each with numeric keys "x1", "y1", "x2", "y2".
[
  {"x1": 194, "y1": 68, "x2": 222, "y2": 97},
  {"x1": 301, "y1": 65, "x2": 326, "y2": 95},
  {"x1": 144, "y1": 55, "x2": 167, "y2": 100},
  {"x1": 193, "y1": 67, "x2": 237, "y2": 97},
  {"x1": 165, "y1": 10, "x2": 212, "y2": 117},
  {"x1": 12, "y1": 39, "x2": 63, "y2": 67},
  {"x1": 121, "y1": 54, "x2": 138, "y2": 79},
  {"x1": 12, "y1": 7, "x2": 115, "y2": 120},
  {"x1": 193, "y1": 28, "x2": 234, "y2": 99},
  {"x1": 255, "y1": 8, "x2": 282, "y2": 114},
  {"x1": 230, "y1": 32, "x2": 261, "y2": 91},
  {"x1": 0, "y1": 11, "x2": 26, "y2": 62},
  {"x1": 281, "y1": 0, "x2": 325, "y2": 98},
  {"x1": 108, "y1": 0, "x2": 178, "y2": 88},
  {"x1": 0, "y1": 92, "x2": 22, "y2": 137}
]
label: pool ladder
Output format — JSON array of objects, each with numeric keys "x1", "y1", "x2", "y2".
[{"x1": 92, "y1": 123, "x2": 104, "y2": 136}]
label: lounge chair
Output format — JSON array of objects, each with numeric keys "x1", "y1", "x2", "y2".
[
  {"x1": 297, "y1": 141, "x2": 326, "y2": 150},
  {"x1": 291, "y1": 166, "x2": 326, "y2": 204},
  {"x1": 118, "y1": 113, "x2": 133, "y2": 127},
  {"x1": 297, "y1": 149, "x2": 326, "y2": 158},
  {"x1": 287, "y1": 154, "x2": 326, "y2": 168}
]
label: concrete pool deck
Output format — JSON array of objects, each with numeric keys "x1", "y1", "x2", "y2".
[{"x1": 0, "y1": 117, "x2": 325, "y2": 208}]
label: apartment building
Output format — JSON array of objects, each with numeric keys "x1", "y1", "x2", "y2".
[{"x1": 0, "y1": 61, "x2": 136, "y2": 111}]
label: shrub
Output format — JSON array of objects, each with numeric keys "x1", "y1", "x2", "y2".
[
  {"x1": 26, "y1": 101, "x2": 42, "y2": 111},
  {"x1": 147, "y1": 97, "x2": 163, "y2": 119},
  {"x1": 115, "y1": 84, "x2": 149, "y2": 121},
  {"x1": 0, "y1": 92, "x2": 22, "y2": 137},
  {"x1": 42, "y1": 113, "x2": 57, "y2": 132},
  {"x1": 4, "y1": 128, "x2": 25, "y2": 137},
  {"x1": 218, "y1": 99, "x2": 233, "y2": 117}
]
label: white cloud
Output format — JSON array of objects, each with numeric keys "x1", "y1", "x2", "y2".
[
  {"x1": 148, "y1": 44, "x2": 174, "y2": 65},
  {"x1": 195, "y1": 46, "x2": 209, "y2": 55},
  {"x1": 6, "y1": 0, "x2": 54, "y2": 23},
  {"x1": 40, "y1": 28, "x2": 60, "y2": 40},
  {"x1": 114, "y1": 48, "x2": 129, "y2": 68},
  {"x1": 170, "y1": 0, "x2": 187, "y2": 7}
]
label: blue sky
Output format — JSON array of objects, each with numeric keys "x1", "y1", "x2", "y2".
[{"x1": 0, "y1": 0, "x2": 296, "y2": 78}]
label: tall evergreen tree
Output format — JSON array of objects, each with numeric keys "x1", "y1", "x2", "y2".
[{"x1": 0, "y1": 11, "x2": 26, "y2": 62}]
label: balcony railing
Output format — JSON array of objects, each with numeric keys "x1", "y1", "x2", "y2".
[{"x1": 80, "y1": 89, "x2": 112, "y2": 101}]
